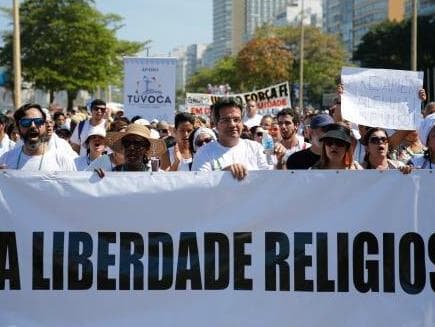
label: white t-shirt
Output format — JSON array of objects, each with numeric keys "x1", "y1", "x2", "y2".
[
  {"x1": 70, "y1": 119, "x2": 106, "y2": 156},
  {"x1": 243, "y1": 114, "x2": 263, "y2": 128},
  {"x1": 74, "y1": 155, "x2": 92, "y2": 171},
  {"x1": 191, "y1": 138, "x2": 271, "y2": 171},
  {"x1": 48, "y1": 133, "x2": 78, "y2": 160},
  {"x1": 168, "y1": 146, "x2": 192, "y2": 171},
  {"x1": 86, "y1": 154, "x2": 115, "y2": 171},
  {"x1": 0, "y1": 134, "x2": 16, "y2": 157},
  {"x1": 410, "y1": 155, "x2": 433, "y2": 169},
  {"x1": 0, "y1": 145, "x2": 76, "y2": 171},
  {"x1": 281, "y1": 135, "x2": 311, "y2": 164}
]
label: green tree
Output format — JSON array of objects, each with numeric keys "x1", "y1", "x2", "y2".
[
  {"x1": 0, "y1": 0, "x2": 145, "y2": 109},
  {"x1": 266, "y1": 25, "x2": 348, "y2": 104},
  {"x1": 354, "y1": 16, "x2": 435, "y2": 71},
  {"x1": 236, "y1": 37, "x2": 293, "y2": 91},
  {"x1": 186, "y1": 56, "x2": 238, "y2": 93},
  {"x1": 186, "y1": 24, "x2": 347, "y2": 105}
]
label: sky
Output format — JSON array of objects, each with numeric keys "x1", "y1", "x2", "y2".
[{"x1": 0, "y1": 0, "x2": 213, "y2": 56}]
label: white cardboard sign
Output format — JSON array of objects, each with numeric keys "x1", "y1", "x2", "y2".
[{"x1": 341, "y1": 67, "x2": 423, "y2": 129}]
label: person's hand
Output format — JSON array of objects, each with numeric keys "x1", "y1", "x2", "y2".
[
  {"x1": 223, "y1": 164, "x2": 247, "y2": 181},
  {"x1": 274, "y1": 143, "x2": 286, "y2": 163},
  {"x1": 419, "y1": 89, "x2": 427, "y2": 102},
  {"x1": 94, "y1": 168, "x2": 105, "y2": 178},
  {"x1": 399, "y1": 165, "x2": 412, "y2": 175}
]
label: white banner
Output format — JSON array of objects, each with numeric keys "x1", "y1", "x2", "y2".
[
  {"x1": 341, "y1": 67, "x2": 424, "y2": 130},
  {"x1": 0, "y1": 171, "x2": 434, "y2": 327},
  {"x1": 186, "y1": 82, "x2": 291, "y2": 116},
  {"x1": 123, "y1": 57, "x2": 176, "y2": 122}
]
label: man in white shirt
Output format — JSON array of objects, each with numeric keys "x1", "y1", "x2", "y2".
[
  {"x1": 275, "y1": 108, "x2": 311, "y2": 169},
  {"x1": 192, "y1": 98, "x2": 271, "y2": 180},
  {"x1": 44, "y1": 111, "x2": 78, "y2": 160},
  {"x1": 70, "y1": 99, "x2": 107, "y2": 155},
  {"x1": 0, "y1": 104, "x2": 76, "y2": 171},
  {"x1": 0, "y1": 114, "x2": 15, "y2": 157},
  {"x1": 243, "y1": 100, "x2": 263, "y2": 128}
]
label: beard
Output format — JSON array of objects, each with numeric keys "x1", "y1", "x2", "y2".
[{"x1": 22, "y1": 128, "x2": 47, "y2": 150}]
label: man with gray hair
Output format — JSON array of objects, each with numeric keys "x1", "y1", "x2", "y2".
[{"x1": 192, "y1": 98, "x2": 271, "y2": 180}]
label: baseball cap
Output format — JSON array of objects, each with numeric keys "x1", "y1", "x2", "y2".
[{"x1": 310, "y1": 114, "x2": 334, "y2": 129}]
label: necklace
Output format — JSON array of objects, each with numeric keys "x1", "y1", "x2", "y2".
[{"x1": 16, "y1": 144, "x2": 46, "y2": 170}]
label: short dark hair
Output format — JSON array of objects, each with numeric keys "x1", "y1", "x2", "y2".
[
  {"x1": 90, "y1": 99, "x2": 106, "y2": 109},
  {"x1": 276, "y1": 108, "x2": 300, "y2": 125},
  {"x1": 211, "y1": 97, "x2": 244, "y2": 124},
  {"x1": 53, "y1": 111, "x2": 65, "y2": 121},
  {"x1": 175, "y1": 112, "x2": 195, "y2": 129},
  {"x1": 13, "y1": 103, "x2": 46, "y2": 126}
]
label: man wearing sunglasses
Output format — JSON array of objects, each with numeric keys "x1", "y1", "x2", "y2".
[
  {"x1": 70, "y1": 99, "x2": 107, "y2": 155},
  {"x1": 0, "y1": 104, "x2": 76, "y2": 171}
]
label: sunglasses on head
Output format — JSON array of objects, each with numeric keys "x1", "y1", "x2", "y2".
[
  {"x1": 121, "y1": 139, "x2": 149, "y2": 149},
  {"x1": 324, "y1": 138, "x2": 347, "y2": 148},
  {"x1": 19, "y1": 117, "x2": 45, "y2": 128},
  {"x1": 369, "y1": 136, "x2": 388, "y2": 145},
  {"x1": 195, "y1": 138, "x2": 213, "y2": 147}
]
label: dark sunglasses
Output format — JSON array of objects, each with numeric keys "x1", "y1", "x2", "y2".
[
  {"x1": 195, "y1": 138, "x2": 213, "y2": 147},
  {"x1": 324, "y1": 138, "x2": 347, "y2": 148},
  {"x1": 19, "y1": 117, "x2": 45, "y2": 128},
  {"x1": 255, "y1": 132, "x2": 264, "y2": 137},
  {"x1": 369, "y1": 136, "x2": 388, "y2": 145},
  {"x1": 121, "y1": 139, "x2": 149, "y2": 149},
  {"x1": 159, "y1": 129, "x2": 169, "y2": 134},
  {"x1": 92, "y1": 106, "x2": 106, "y2": 112}
]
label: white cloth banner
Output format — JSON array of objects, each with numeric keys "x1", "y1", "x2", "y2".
[
  {"x1": 0, "y1": 170, "x2": 434, "y2": 327},
  {"x1": 123, "y1": 57, "x2": 176, "y2": 122},
  {"x1": 341, "y1": 67, "x2": 424, "y2": 130},
  {"x1": 185, "y1": 82, "x2": 291, "y2": 116}
]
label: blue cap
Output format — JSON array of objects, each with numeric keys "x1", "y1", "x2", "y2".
[{"x1": 310, "y1": 114, "x2": 334, "y2": 129}]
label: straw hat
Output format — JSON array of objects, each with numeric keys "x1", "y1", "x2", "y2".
[{"x1": 106, "y1": 124, "x2": 166, "y2": 156}]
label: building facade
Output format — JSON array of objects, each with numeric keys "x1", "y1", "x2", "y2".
[
  {"x1": 323, "y1": 0, "x2": 405, "y2": 56},
  {"x1": 274, "y1": 0, "x2": 322, "y2": 28},
  {"x1": 405, "y1": 0, "x2": 435, "y2": 17}
]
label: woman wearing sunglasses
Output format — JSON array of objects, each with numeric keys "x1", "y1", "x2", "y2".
[
  {"x1": 105, "y1": 124, "x2": 166, "y2": 172},
  {"x1": 187, "y1": 127, "x2": 217, "y2": 170},
  {"x1": 361, "y1": 127, "x2": 412, "y2": 174},
  {"x1": 311, "y1": 124, "x2": 362, "y2": 170}
]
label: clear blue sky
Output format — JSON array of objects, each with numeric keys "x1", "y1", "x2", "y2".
[{"x1": 0, "y1": 0, "x2": 212, "y2": 55}]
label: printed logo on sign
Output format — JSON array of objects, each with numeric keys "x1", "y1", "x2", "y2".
[{"x1": 127, "y1": 69, "x2": 172, "y2": 105}]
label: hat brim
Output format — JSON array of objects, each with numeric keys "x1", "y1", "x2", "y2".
[
  {"x1": 319, "y1": 130, "x2": 352, "y2": 145},
  {"x1": 105, "y1": 131, "x2": 166, "y2": 157}
]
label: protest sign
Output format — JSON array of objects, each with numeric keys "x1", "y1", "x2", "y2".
[
  {"x1": 1, "y1": 170, "x2": 434, "y2": 326},
  {"x1": 185, "y1": 82, "x2": 291, "y2": 116},
  {"x1": 124, "y1": 57, "x2": 176, "y2": 122},
  {"x1": 341, "y1": 67, "x2": 424, "y2": 130}
]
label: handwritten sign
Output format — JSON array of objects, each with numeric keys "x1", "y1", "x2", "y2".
[{"x1": 341, "y1": 67, "x2": 423, "y2": 130}]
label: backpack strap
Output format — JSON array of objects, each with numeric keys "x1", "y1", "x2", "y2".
[{"x1": 77, "y1": 120, "x2": 86, "y2": 142}]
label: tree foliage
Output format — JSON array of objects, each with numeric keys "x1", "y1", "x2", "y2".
[
  {"x1": 354, "y1": 16, "x2": 435, "y2": 70},
  {"x1": 186, "y1": 24, "x2": 348, "y2": 105},
  {"x1": 0, "y1": 0, "x2": 145, "y2": 107},
  {"x1": 186, "y1": 56, "x2": 238, "y2": 93}
]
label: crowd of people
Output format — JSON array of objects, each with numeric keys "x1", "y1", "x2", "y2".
[{"x1": 1, "y1": 88, "x2": 434, "y2": 180}]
